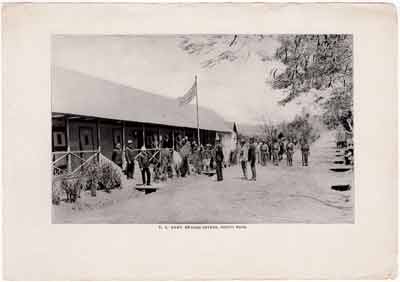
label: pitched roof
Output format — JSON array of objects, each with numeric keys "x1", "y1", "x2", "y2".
[{"x1": 52, "y1": 67, "x2": 231, "y2": 132}]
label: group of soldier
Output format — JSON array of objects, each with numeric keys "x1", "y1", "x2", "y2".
[
  {"x1": 111, "y1": 134, "x2": 311, "y2": 186},
  {"x1": 237, "y1": 136, "x2": 311, "y2": 181},
  {"x1": 174, "y1": 136, "x2": 225, "y2": 182},
  {"x1": 111, "y1": 135, "x2": 225, "y2": 186}
]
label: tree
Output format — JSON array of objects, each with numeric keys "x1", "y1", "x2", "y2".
[
  {"x1": 179, "y1": 35, "x2": 275, "y2": 68},
  {"x1": 179, "y1": 34, "x2": 353, "y2": 129},
  {"x1": 258, "y1": 115, "x2": 276, "y2": 140},
  {"x1": 271, "y1": 34, "x2": 353, "y2": 105}
]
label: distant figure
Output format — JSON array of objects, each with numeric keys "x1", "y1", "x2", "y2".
[
  {"x1": 256, "y1": 141, "x2": 261, "y2": 164},
  {"x1": 192, "y1": 142, "x2": 202, "y2": 174},
  {"x1": 301, "y1": 139, "x2": 310, "y2": 166},
  {"x1": 278, "y1": 139, "x2": 285, "y2": 161},
  {"x1": 137, "y1": 146, "x2": 151, "y2": 185},
  {"x1": 125, "y1": 140, "x2": 136, "y2": 179},
  {"x1": 248, "y1": 137, "x2": 257, "y2": 181},
  {"x1": 267, "y1": 139, "x2": 273, "y2": 161},
  {"x1": 260, "y1": 141, "x2": 269, "y2": 166},
  {"x1": 272, "y1": 139, "x2": 280, "y2": 166},
  {"x1": 180, "y1": 138, "x2": 191, "y2": 177},
  {"x1": 111, "y1": 143, "x2": 123, "y2": 168},
  {"x1": 336, "y1": 125, "x2": 346, "y2": 148},
  {"x1": 202, "y1": 144, "x2": 212, "y2": 172},
  {"x1": 286, "y1": 139, "x2": 295, "y2": 166},
  {"x1": 215, "y1": 139, "x2": 224, "y2": 181},
  {"x1": 239, "y1": 139, "x2": 249, "y2": 179}
]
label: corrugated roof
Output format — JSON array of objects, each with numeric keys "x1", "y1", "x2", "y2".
[{"x1": 52, "y1": 67, "x2": 231, "y2": 132}]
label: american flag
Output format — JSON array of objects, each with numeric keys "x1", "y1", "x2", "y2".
[{"x1": 178, "y1": 79, "x2": 197, "y2": 106}]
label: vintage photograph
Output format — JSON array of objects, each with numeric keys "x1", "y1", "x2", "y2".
[{"x1": 51, "y1": 34, "x2": 354, "y2": 224}]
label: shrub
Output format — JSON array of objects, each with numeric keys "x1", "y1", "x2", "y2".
[
  {"x1": 52, "y1": 181, "x2": 62, "y2": 205},
  {"x1": 98, "y1": 162, "x2": 122, "y2": 192},
  {"x1": 58, "y1": 177, "x2": 84, "y2": 203},
  {"x1": 52, "y1": 157, "x2": 123, "y2": 205}
]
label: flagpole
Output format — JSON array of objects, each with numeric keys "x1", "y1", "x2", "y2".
[{"x1": 195, "y1": 75, "x2": 200, "y2": 146}]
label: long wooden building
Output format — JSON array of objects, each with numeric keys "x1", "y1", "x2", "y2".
[{"x1": 52, "y1": 67, "x2": 232, "y2": 170}]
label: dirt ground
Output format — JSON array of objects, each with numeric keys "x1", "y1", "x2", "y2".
[{"x1": 52, "y1": 131, "x2": 354, "y2": 224}]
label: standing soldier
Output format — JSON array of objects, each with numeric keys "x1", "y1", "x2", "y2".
[
  {"x1": 260, "y1": 141, "x2": 269, "y2": 166},
  {"x1": 267, "y1": 138, "x2": 273, "y2": 162},
  {"x1": 137, "y1": 146, "x2": 151, "y2": 186},
  {"x1": 111, "y1": 143, "x2": 123, "y2": 168},
  {"x1": 278, "y1": 139, "x2": 285, "y2": 161},
  {"x1": 192, "y1": 142, "x2": 202, "y2": 174},
  {"x1": 248, "y1": 137, "x2": 257, "y2": 181},
  {"x1": 286, "y1": 138, "x2": 295, "y2": 166},
  {"x1": 336, "y1": 125, "x2": 346, "y2": 149},
  {"x1": 125, "y1": 140, "x2": 136, "y2": 179},
  {"x1": 256, "y1": 140, "x2": 261, "y2": 164},
  {"x1": 202, "y1": 144, "x2": 212, "y2": 172},
  {"x1": 238, "y1": 139, "x2": 249, "y2": 180},
  {"x1": 301, "y1": 138, "x2": 310, "y2": 166},
  {"x1": 215, "y1": 139, "x2": 224, "y2": 181},
  {"x1": 272, "y1": 139, "x2": 280, "y2": 166}
]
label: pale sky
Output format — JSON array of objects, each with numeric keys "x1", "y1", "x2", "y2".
[{"x1": 52, "y1": 35, "x2": 312, "y2": 124}]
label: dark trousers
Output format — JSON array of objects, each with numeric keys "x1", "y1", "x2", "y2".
[
  {"x1": 181, "y1": 157, "x2": 189, "y2": 177},
  {"x1": 216, "y1": 161, "x2": 223, "y2": 181},
  {"x1": 250, "y1": 160, "x2": 256, "y2": 180},
  {"x1": 241, "y1": 161, "x2": 247, "y2": 179},
  {"x1": 302, "y1": 152, "x2": 309, "y2": 166},
  {"x1": 141, "y1": 167, "x2": 151, "y2": 185},
  {"x1": 272, "y1": 151, "x2": 279, "y2": 165},
  {"x1": 286, "y1": 152, "x2": 293, "y2": 166},
  {"x1": 126, "y1": 162, "x2": 135, "y2": 179}
]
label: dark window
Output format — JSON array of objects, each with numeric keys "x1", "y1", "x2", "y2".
[
  {"x1": 57, "y1": 134, "x2": 62, "y2": 144},
  {"x1": 84, "y1": 135, "x2": 89, "y2": 145}
]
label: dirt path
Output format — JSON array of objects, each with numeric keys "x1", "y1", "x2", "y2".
[{"x1": 53, "y1": 130, "x2": 354, "y2": 224}]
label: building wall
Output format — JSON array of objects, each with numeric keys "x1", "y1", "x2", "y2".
[
  {"x1": 69, "y1": 120, "x2": 98, "y2": 151},
  {"x1": 69, "y1": 119, "x2": 98, "y2": 170},
  {"x1": 52, "y1": 114, "x2": 230, "y2": 169},
  {"x1": 124, "y1": 123, "x2": 144, "y2": 149},
  {"x1": 99, "y1": 121, "x2": 122, "y2": 160}
]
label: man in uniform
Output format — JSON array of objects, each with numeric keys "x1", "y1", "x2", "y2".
[
  {"x1": 260, "y1": 140, "x2": 269, "y2": 166},
  {"x1": 267, "y1": 138, "x2": 273, "y2": 161},
  {"x1": 286, "y1": 138, "x2": 295, "y2": 166},
  {"x1": 239, "y1": 139, "x2": 248, "y2": 179},
  {"x1": 248, "y1": 137, "x2": 257, "y2": 181},
  {"x1": 272, "y1": 139, "x2": 280, "y2": 166},
  {"x1": 256, "y1": 140, "x2": 261, "y2": 164},
  {"x1": 125, "y1": 140, "x2": 136, "y2": 179},
  {"x1": 215, "y1": 139, "x2": 224, "y2": 181},
  {"x1": 278, "y1": 139, "x2": 285, "y2": 161},
  {"x1": 301, "y1": 138, "x2": 310, "y2": 166},
  {"x1": 180, "y1": 137, "x2": 191, "y2": 177},
  {"x1": 137, "y1": 146, "x2": 151, "y2": 186}
]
